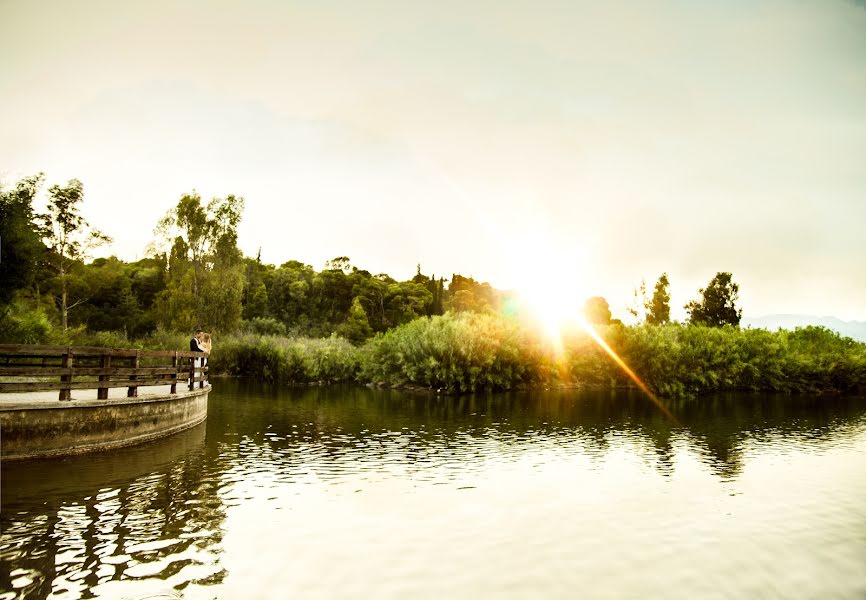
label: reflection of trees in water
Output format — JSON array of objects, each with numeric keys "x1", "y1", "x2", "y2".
[
  {"x1": 213, "y1": 381, "x2": 866, "y2": 481},
  {"x1": 3, "y1": 384, "x2": 864, "y2": 598},
  {"x1": 0, "y1": 422, "x2": 226, "y2": 599},
  {"x1": 672, "y1": 393, "x2": 866, "y2": 478}
]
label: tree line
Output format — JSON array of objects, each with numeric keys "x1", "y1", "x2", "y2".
[{"x1": 1, "y1": 173, "x2": 743, "y2": 344}]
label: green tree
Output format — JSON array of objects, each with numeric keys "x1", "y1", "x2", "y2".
[
  {"x1": 446, "y1": 275, "x2": 499, "y2": 313},
  {"x1": 626, "y1": 278, "x2": 648, "y2": 323},
  {"x1": 584, "y1": 296, "x2": 612, "y2": 325},
  {"x1": 154, "y1": 192, "x2": 245, "y2": 331},
  {"x1": 685, "y1": 272, "x2": 742, "y2": 327},
  {"x1": 349, "y1": 270, "x2": 388, "y2": 331},
  {"x1": 384, "y1": 281, "x2": 432, "y2": 326},
  {"x1": 314, "y1": 258, "x2": 356, "y2": 331},
  {"x1": 267, "y1": 260, "x2": 316, "y2": 333},
  {"x1": 0, "y1": 174, "x2": 46, "y2": 308},
  {"x1": 646, "y1": 273, "x2": 671, "y2": 325},
  {"x1": 75, "y1": 257, "x2": 144, "y2": 335},
  {"x1": 127, "y1": 256, "x2": 165, "y2": 308},
  {"x1": 41, "y1": 179, "x2": 111, "y2": 330},
  {"x1": 338, "y1": 296, "x2": 374, "y2": 343},
  {"x1": 325, "y1": 256, "x2": 351, "y2": 273},
  {"x1": 241, "y1": 253, "x2": 273, "y2": 320},
  {"x1": 431, "y1": 277, "x2": 445, "y2": 315}
]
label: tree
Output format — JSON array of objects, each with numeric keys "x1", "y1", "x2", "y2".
[
  {"x1": 446, "y1": 275, "x2": 499, "y2": 313},
  {"x1": 685, "y1": 272, "x2": 742, "y2": 327},
  {"x1": 76, "y1": 257, "x2": 143, "y2": 335},
  {"x1": 626, "y1": 278, "x2": 648, "y2": 323},
  {"x1": 338, "y1": 297, "x2": 374, "y2": 343},
  {"x1": 241, "y1": 255, "x2": 272, "y2": 320},
  {"x1": 267, "y1": 261, "x2": 316, "y2": 333},
  {"x1": 384, "y1": 281, "x2": 432, "y2": 326},
  {"x1": 584, "y1": 296, "x2": 612, "y2": 325},
  {"x1": 646, "y1": 273, "x2": 671, "y2": 325},
  {"x1": 153, "y1": 192, "x2": 245, "y2": 331},
  {"x1": 0, "y1": 174, "x2": 46, "y2": 308},
  {"x1": 325, "y1": 256, "x2": 351, "y2": 273},
  {"x1": 41, "y1": 179, "x2": 111, "y2": 330}
]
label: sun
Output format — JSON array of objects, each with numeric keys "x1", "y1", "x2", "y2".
[{"x1": 503, "y1": 232, "x2": 590, "y2": 348}]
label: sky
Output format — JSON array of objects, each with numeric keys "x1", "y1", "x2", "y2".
[{"x1": 1, "y1": 0, "x2": 865, "y2": 321}]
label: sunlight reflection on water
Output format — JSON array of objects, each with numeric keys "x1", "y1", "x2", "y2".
[{"x1": 2, "y1": 383, "x2": 866, "y2": 599}]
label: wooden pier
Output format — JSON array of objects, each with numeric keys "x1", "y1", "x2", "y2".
[
  {"x1": 0, "y1": 344, "x2": 209, "y2": 400},
  {"x1": 0, "y1": 344, "x2": 211, "y2": 460}
]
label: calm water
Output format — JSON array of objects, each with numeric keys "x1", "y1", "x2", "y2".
[{"x1": 2, "y1": 382, "x2": 866, "y2": 599}]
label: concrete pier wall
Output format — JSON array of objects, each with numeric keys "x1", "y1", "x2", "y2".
[{"x1": 0, "y1": 386, "x2": 209, "y2": 460}]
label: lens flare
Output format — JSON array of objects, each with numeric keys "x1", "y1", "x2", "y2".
[
  {"x1": 575, "y1": 316, "x2": 678, "y2": 424},
  {"x1": 477, "y1": 215, "x2": 675, "y2": 423}
]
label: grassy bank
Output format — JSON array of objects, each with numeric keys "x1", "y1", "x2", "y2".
[
  {"x1": 4, "y1": 312, "x2": 864, "y2": 399},
  {"x1": 571, "y1": 322, "x2": 866, "y2": 398},
  {"x1": 357, "y1": 314, "x2": 866, "y2": 397}
]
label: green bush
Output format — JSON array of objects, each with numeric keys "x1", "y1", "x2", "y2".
[
  {"x1": 62, "y1": 328, "x2": 132, "y2": 348},
  {"x1": 212, "y1": 333, "x2": 361, "y2": 384},
  {"x1": 0, "y1": 307, "x2": 53, "y2": 344},
  {"x1": 359, "y1": 312, "x2": 555, "y2": 393},
  {"x1": 241, "y1": 317, "x2": 288, "y2": 337},
  {"x1": 582, "y1": 323, "x2": 866, "y2": 399},
  {"x1": 138, "y1": 329, "x2": 191, "y2": 352}
]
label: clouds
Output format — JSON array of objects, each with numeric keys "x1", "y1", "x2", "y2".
[{"x1": 1, "y1": 0, "x2": 865, "y2": 318}]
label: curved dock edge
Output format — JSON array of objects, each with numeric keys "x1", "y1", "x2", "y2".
[{"x1": 0, "y1": 386, "x2": 210, "y2": 461}]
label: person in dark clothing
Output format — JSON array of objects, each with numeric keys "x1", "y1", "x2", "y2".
[{"x1": 190, "y1": 329, "x2": 204, "y2": 353}]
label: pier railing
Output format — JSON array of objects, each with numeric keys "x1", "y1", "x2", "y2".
[{"x1": 0, "y1": 345, "x2": 209, "y2": 401}]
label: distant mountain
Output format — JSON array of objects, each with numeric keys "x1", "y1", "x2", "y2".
[{"x1": 742, "y1": 315, "x2": 866, "y2": 342}]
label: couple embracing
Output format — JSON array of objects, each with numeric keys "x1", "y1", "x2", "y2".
[{"x1": 190, "y1": 329, "x2": 212, "y2": 369}]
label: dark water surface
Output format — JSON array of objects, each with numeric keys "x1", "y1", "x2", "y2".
[{"x1": 2, "y1": 382, "x2": 866, "y2": 599}]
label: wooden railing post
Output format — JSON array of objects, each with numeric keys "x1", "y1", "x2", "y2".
[
  {"x1": 170, "y1": 351, "x2": 178, "y2": 394},
  {"x1": 98, "y1": 352, "x2": 111, "y2": 399},
  {"x1": 59, "y1": 348, "x2": 73, "y2": 401},
  {"x1": 188, "y1": 356, "x2": 195, "y2": 391},
  {"x1": 128, "y1": 351, "x2": 140, "y2": 398},
  {"x1": 199, "y1": 355, "x2": 205, "y2": 389}
]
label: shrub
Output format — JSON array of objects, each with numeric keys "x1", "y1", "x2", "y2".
[
  {"x1": 211, "y1": 333, "x2": 361, "y2": 384},
  {"x1": 241, "y1": 317, "x2": 288, "y2": 337},
  {"x1": 359, "y1": 312, "x2": 556, "y2": 393},
  {"x1": 0, "y1": 307, "x2": 53, "y2": 344}
]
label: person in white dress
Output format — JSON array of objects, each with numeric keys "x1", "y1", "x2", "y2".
[{"x1": 190, "y1": 329, "x2": 205, "y2": 384}]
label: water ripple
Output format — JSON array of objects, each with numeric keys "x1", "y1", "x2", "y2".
[{"x1": 2, "y1": 386, "x2": 865, "y2": 599}]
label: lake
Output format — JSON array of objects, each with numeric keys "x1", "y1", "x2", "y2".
[{"x1": 2, "y1": 382, "x2": 865, "y2": 599}]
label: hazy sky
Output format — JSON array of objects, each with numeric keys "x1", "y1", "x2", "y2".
[{"x1": 2, "y1": 0, "x2": 865, "y2": 320}]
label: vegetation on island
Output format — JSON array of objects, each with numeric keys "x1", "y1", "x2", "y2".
[{"x1": 2, "y1": 173, "x2": 865, "y2": 399}]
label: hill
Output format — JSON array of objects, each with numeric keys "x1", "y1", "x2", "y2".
[{"x1": 742, "y1": 315, "x2": 866, "y2": 342}]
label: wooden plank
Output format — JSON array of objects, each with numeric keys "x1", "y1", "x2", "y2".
[
  {"x1": 3, "y1": 356, "x2": 63, "y2": 369},
  {"x1": 0, "y1": 382, "x2": 60, "y2": 391},
  {"x1": 0, "y1": 345, "x2": 209, "y2": 359},
  {"x1": 0, "y1": 377, "x2": 181, "y2": 392},
  {"x1": 65, "y1": 347, "x2": 136, "y2": 357},
  {"x1": 0, "y1": 346, "x2": 123, "y2": 357},
  {"x1": 139, "y1": 350, "x2": 202, "y2": 358},
  {"x1": 0, "y1": 366, "x2": 186, "y2": 377},
  {"x1": 0, "y1": 344, "x2": 71, "y2": 355}
]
